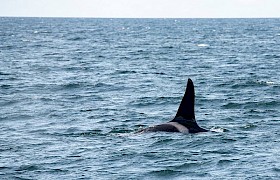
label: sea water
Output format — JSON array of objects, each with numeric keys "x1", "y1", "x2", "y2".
[{"x1": 0, "y1": 18, "x2": 280, "y2": 179}]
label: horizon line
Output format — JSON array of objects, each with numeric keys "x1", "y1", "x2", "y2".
[{"x1": 1, "y1": 15, "x2": 280, "y2": 19}]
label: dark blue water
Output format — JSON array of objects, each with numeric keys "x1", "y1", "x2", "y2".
[{"x1": 0, "y1": 17, "x2": 280, "y2": 179}]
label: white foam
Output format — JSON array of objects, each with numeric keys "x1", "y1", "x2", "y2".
[
  {"x1": 197, "y1": 44, "x2": 209, "y2": 47},
  {"x1": 210, "y1": 127, "x2": 225, "y2": 133},
  {"x1": 266, "y1": 81, "x2": 275, "y2": 85}
]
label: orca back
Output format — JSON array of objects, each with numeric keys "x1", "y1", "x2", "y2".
[
  {"x1": 171, "y1": 78, "x2": 207, "y2": 133},
  {"x1": 138, "y1": 78, "x2": 207, "y2": 134}
]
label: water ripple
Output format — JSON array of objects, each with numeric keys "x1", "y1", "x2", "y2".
[{"x1": 1, "y1": 17, "x2": 280, "y2": 179}]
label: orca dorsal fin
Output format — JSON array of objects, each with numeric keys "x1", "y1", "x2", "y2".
[{"x1": 174, "y1": 78, "x2": 195, "y2": 121}]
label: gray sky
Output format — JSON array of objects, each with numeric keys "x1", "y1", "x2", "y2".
[{"x1": 0, "y1": 0, "x2": 279, "y2": 18}]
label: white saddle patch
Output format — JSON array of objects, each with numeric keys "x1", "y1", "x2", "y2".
[{"x1": 167, "y1": 122, "x2": 189, "y2": 134}]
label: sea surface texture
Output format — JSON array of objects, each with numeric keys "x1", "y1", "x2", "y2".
[{"x1": 1, "y1": 18, "x2": 280, "y2": 179}]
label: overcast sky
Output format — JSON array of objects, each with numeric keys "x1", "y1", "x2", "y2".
[{"x1": 0, "y1": 0, "x2": 279, "y2": 18}]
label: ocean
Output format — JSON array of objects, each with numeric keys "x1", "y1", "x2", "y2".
[{"x1": 0, "y1": 17, "x2": 280, "y2": 179}]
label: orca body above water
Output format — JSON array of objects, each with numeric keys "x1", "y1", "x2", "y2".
[{"x1": 138, "y1": 78, "x2": 207, "y2": 134}]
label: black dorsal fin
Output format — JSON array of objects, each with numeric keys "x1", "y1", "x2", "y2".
[{"x1": 173, "y1": 78, "x2": 195, "y2": 121}]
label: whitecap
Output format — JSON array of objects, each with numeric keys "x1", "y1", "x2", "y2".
[
  {"x1": 21, "y1": 39, "x2": 31, "y2": 42},
  {"x1": 266, "y1": 81, "x2": 275, "y2": 85},
  {"x1": 257, "y1": 80, "x2": 277, "y2": 85},
  {"x1": 197, "y1": 44, "x2": 209, "y2": 47}
]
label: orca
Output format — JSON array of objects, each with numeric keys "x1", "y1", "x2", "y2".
[{"x1": 138, "y1": 78, "x2": 207, "y2": 134}]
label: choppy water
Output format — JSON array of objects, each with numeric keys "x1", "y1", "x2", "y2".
[{"x1": 0, "y1": 17, "x2": 280, "y2": 179}]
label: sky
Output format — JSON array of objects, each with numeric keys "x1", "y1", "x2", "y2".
[{"x1": 0, "y1": 0, "x2": 280, "y2": 18}]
